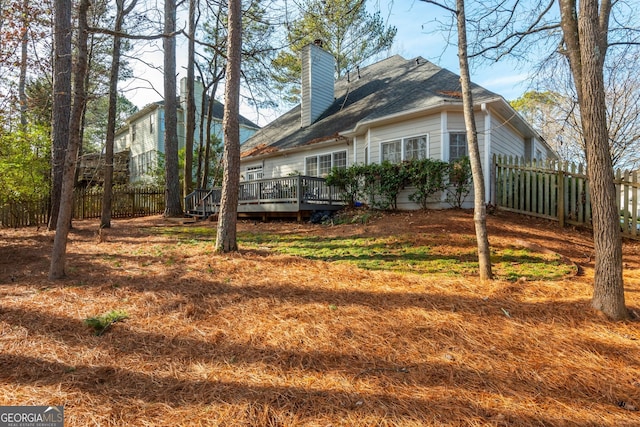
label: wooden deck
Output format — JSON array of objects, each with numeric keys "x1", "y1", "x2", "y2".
[{"x1": 184, "y1": 176, "x2": 346, "y2": 221}]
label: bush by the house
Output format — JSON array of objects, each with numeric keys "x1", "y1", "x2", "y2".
[{"x1": 326, "y1": 157, "x2": 472, "y2": 210}]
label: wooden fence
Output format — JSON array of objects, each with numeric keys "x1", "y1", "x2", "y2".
[
  {"x1": 493, "y1": 155, "x2": 640, "y2": 240},
  {"x1": 0, "y1": 186, "x2": 165, "y2": 228}
]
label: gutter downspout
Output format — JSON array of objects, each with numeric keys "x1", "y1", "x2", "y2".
[{"x1": 481, "y1": 103, "x2": 492, "y2": 204}]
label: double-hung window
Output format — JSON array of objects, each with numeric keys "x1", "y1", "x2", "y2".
[
  {"x1": 405, "y1": 136, "x2": 427, "y2": 160},
  {"x1": 380, "y1": 135, "x2": 428, "y2": 163},
  {"x1": 449, "y1": 132, "x2": 467, "y2": 161},
  {"x1": 305, "y1": 150, "x2": 347, "y2": 177},
  {"x1": 381, "y1": 140, "x2": 402, "y2": 163}
]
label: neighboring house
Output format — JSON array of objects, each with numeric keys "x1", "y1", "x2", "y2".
[
  {"x1": 240, "y1": 42, "x2": 556, "y2": 209},
  {"x1": 115, "y1": 78, "x2": 260, "y2": 184}
]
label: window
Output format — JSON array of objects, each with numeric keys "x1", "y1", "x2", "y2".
[
  {"x1": 305, "y1": 157, "x2": 318, "y2": 177},
  {"x1": 381, "y1": 140, "x2": 401, "y2": 163},
  {"x1": 380, "y1": 135, "x2": 428, "y2": 163},
  {"x1": 405, "y1": 136, "x2": 427, "y2": 160},
  {"x1": 318, "y1": 154, "x2": 332, "y2": 176},
  {"x1": 305, "y1": 150, "x2": 347, "y2": 177},
  {"x1": 150, "y1": 114, "x2": 155, "y2": 134},
  {"x1": 131, "y1": 123, "x2": 137, "y2": 142},
  {"x1": 449, "y1": 132, "x2": 467, "y2": 161},
  {"x1": 333, "y1": 151, "x2": 347, "y2": 169},
  {"x1": 246, "y1": 166, "x2": 263, "y2": 181}
]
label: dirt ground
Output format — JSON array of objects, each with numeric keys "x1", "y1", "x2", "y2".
[{"x1": 0, "y1": 209, "x2": 639, "y2": 426}]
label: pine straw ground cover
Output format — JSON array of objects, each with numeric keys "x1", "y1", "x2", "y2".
[{"x1": 0, "y1": 209, "x2": 639, "y2": 426}]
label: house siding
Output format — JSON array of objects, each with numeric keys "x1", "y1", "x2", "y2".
[
  {"x1": 364, "y1": 115, "x2": 441, "y2": 164},
  {"x1": 443, "y1": 112, "x2": 486, "y2": 164},
  {"x1": 129, "y1": 109, "x2": 161, "y2": 183},
  {"x1": 489, "y1": 113, "x2": 525, "y2": 159},
  {"x1": 243, "y1": 141, "x2": 351, "y2": 180}
]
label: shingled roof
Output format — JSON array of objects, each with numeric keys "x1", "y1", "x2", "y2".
[{"x1": 241, "y1": 55, "x2": 501, "y2": 158}]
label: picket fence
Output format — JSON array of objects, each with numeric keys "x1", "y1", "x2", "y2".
[
  {"x1": 493, "y1": 154, "x2": 640, "y2": 240},
  {"x1": 0, "y1": 186, "x2": 165, "y2": 228}
]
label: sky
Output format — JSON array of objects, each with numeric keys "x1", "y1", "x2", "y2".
[{"x1": 123, "y1": 0, "x2": 535, "y2": 127}]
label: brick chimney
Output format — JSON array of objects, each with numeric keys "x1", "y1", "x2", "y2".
[{"x1": 300, "y1": 40, "x2": 335, "y2": 127}]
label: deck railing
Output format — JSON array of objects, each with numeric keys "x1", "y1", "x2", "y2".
[{"x1": 185, "y1": 175, "x2": 344, "y2": 217}]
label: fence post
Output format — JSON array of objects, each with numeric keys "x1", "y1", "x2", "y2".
[{"x1": 557, "y1": 167, "x2": 565, "y2": 228}]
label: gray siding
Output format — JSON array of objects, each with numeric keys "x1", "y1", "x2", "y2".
[{"x1": 489, "y1": 113, "x2": 525, "y2": 159}]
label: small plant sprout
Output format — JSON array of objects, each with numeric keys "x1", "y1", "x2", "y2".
[{"x1": 84, "y1": 309, "x2": 129, "y2": 336}]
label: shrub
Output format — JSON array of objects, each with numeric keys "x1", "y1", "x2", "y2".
[
  {"x1": 407, "y1": 158, "x2": 449, "y2": 209},
  {"x1": 372, "y1": 162, "x2": 410, "y2": 210},
  {"x1": 446, "y1": 157, "x2": 473, "y2": 208}
]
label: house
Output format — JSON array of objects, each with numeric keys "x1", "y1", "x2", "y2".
[
  {"x1": 240, "y1": 42, "x2": 556, "y2": 209},
  {"x1": 115, "y1": 78, "x2": 260, "y2": 184}
]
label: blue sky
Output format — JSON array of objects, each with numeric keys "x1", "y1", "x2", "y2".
[
  {"x1": 378, "y1": 0, "x2": 531, "y2": 100},
  {"x1": 124, "y1": 0, "x2": 534, "y2": 126}
]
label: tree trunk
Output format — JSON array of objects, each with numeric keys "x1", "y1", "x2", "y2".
[
  {"x1": 163, "y1": 0, "x2": 183, "y2": 216},
  {"x1": 558, "y1": 0, "x2": 627, "y2": 320},
  {"x1": 183, "y1": 0, "x2": 197, "y2": 198},
  {"x1": 202, "y1": 87, "x2": 217, "y2": 188},
  {"x1": 215, "y1": 0, "x2": 242, "y2": 252},
  {"x1": 195, "y1": 77, "x2": 210, "y2": 188},
  {"x1": 49, "y1": 0, "x2": 72, "y2": 231},
  {"x1": 18, "y1": 0, "x2": 28, "y2": 127},
  {"x1": 101, "y1": 0, "x2": 136, "y2": 228},
  {"x1": 456, "y1": 0, "x2": 492, "y2": 281},
  {"x1": 49, "y1": 0, "x2": 90, "y2": 279}
]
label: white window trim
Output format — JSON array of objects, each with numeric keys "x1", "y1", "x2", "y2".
[
  {"x1": 304, "y1": 149, "x2": 348, "y2": 176},
  {"x1": 378, "y1": 134, "x2": 430, "y2": 163},
  {"x1": 245, "y1": 165, "x2": 264, "y2": 181}
]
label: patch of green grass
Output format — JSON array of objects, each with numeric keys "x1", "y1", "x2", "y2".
[
  {"x1": 83, "y1": 309, "x2": 129, "y2": 336},
  {"x1": 237, "y1": 233, "x2": 574, "y2": 280},
  {"x1": 149, "y1": 227, "x2": 575, "y2": 281}
]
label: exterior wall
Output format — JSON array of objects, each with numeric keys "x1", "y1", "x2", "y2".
[
  {"x1": 363, "y1": 115, "x2": 442, "y2": 164},
  {"x1": 489, "y1": 113, "x2": 526, "y2": 159},
  {"x1": 241, "y1": 141, "x2": 351, "y2": 180},
  {"x1": 442, "y1": 111, "x2": 486, "y2": 164},
  {"x1": 129, "y1": 108, "x2": 162, "y2": 183},
  {"x1": 114, "y1": 131, "x2": 129, "y2": 153}
]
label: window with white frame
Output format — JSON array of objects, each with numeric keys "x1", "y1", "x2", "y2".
[
  {"x1": 380, "y1": 135, "x2": 428, "y2": 163},
  {"x1": 381, "y1": 140, "x2": 401, "y2": 163},
  {"x1": 449, "y1": 132, "x2": 467, "y2": 161},
  {"x1": 305, "y1": 150, "x2": 347, "y2": 177},
  {"x1": 131, "y1": 123, "x2": 137, "y2": 142},
  {"x1": 405, "y1": 136, "x2": 427, "y2": 160},
  {"x1": 150, "y1": 114, "x2": 155, "y2": 134},
  {"x1": 333, "y1": 150, "x2": 347, "y2": 169},
  {"x1": 246, "y1": 165, "x2": 263, "y2": 181}
]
